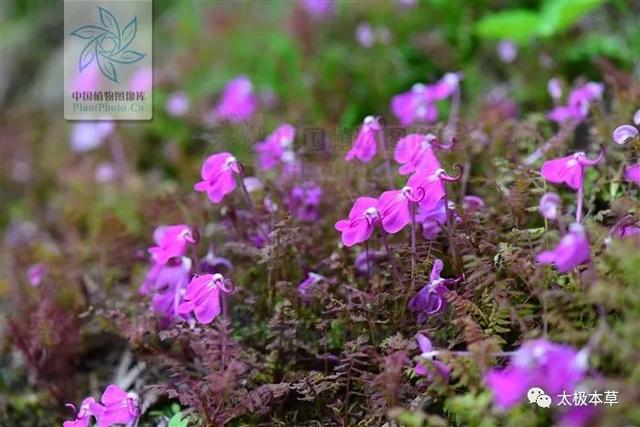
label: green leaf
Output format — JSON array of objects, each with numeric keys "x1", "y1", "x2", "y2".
[
  {"x1": 475, "y1": 10, "x2": 540, "y2": 44},
  {"x1": 168, "y1": 412, "x2": 189, "y2": 427},
  {"x1": 538, "y1": 0, "x2": 604, "y2": 37}
]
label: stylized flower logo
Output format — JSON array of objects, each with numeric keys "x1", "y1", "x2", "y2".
[{"x1": 69, "y1": 6, "x2": 145, "y2": 83}]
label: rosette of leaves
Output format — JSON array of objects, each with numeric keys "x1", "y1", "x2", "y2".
[{"x1": 69, "y1": 6, "x2": 145, "y2": 82}]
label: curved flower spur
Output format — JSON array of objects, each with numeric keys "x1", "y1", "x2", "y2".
[{"x1": 408, "y1": 258, "x2": 463, "y2": 322}]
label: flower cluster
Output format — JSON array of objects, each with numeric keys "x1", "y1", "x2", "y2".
[{"x1": 64, "y1": 384, "x2": 140, "y2": 427}]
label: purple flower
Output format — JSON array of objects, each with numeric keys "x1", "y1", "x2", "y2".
[
  {"x1": 300, "y1": 0, "x2": 334, "y2": 19},
  {"x1": 297, "y1": 272, "x2": 326, "y2": 301},
  {"x1": 355, "y1": 23, "x2": 375, "y2": 48},
  {"x1": 624, "y1": 164, "x2": 640, "y2": 186},
  {"x1": 547, "y1": 77, "x2": 563, "y2": 100},
  {"x1": 194, "y1": 152, "x2": 241, "y2": 203},
  {"x1": 72, "y1": 64, "x2": 100, "y2": 92},
  {"x1": 497, "y1": 40, "x2": 517, "y2": 63},
  {"x1": 393, "y1": 133, "x2": 441, "y2": 175},
  {"x1": 178, "y1": 273, "x2": 232, "y2": 324},
  {"x1": 166, "y1": 91, "x2": 190, "y2": 117},
  {"x1": 345, "y1": 116, "x2": 381, "y2": 163},
  {"x1": 63, "y1": 397, "x2": 97, "y2": 427},
  {"x1": 539, "y1": 192, "x2": 561, "y2": 220},
  {"x1": 612, "y1": 124, "x2": 639, "y2": 145},
  {"x1": 377, "y1": 188, "x2": 413, "y2": 234},
  {"x1": 95, "y1": 162, "x2": 116, "y2": 183},
  {"x1": 354, "y1": 248, "x2": 386, "y2": 274},
  {"x1": 140, "y1": 257, "x2": 192, "y2": 322},
  {"x1": 484, "y1": 339, "x2": 587, "y2": 409},
  {"x1": 391, "y1": 84, "x2": 438, "y2": 126},
  {"x1": 254, "y1": 123, "x2": 296, "y2": 170},
  {"x1": 148, "y1": 224, "x2": 198, "y2": 265},
  {"x1": 335, "y1": 197, "x2": 380, "y2": 247},
  {"x1": 540, "y1": 151, "x2": 603, "y2": 191},
  {"x1": 462, "y1": 195, "x2": 485, "y2": 213},
  {"x1": 634, "y1": 109, "x2": 640, "y2": 126},
  {"x1": 414, "y1": 334, "x2": 450, "y2": 381},
  {"x1": 416, "y1": 199, "x2": 457, "y2": 240},
  {"x1": 199, "y1": 251, "x2": 233, "y2": 275},
  {"x1": 70, "y1": 122, "x2": 114, "y2": 152},
  {"x1": 537, "y1": 223, "x2": 590, "y2": 272},
  {"x1": 547, "y1": 81, "x2": 603, "y2": 124},
  {"x1": 90, "y1": 384, "x2": 140, "y2": 427},
  {"x1": 27, "y1": 263, "x2": 46, "y2": 287},
  {"x1": 215, "y1": 76, "x2": 256, "y2": 123},
  {"x1": 408, "y1": 259, "x2": 457, "y2": 322},
  {"x1": 406, "y1": 168, "x2": 447, "y2": 211},
  {"x1": 289, "y1": 182, "x2": 322, "y2": 222}
]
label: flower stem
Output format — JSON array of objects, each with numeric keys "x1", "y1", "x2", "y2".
[
  {"x1": 442, "y1": 189, "x2": 460, "y2": 273},
  {"x1": 576, "y1": 184, "x2": 584, "y2": 223},
  {"x1": 379, "y1": 229, "x2": 401, "y2": 289},
  {"x1": 410, "y1": 202, "x2": 416, "y2": 287},
  {"x1": 238, "y1": 176, "x2": 268, "y2": 242},
  {"x1": 377, "y1": 129, "x2": 395, "y2": 190}
]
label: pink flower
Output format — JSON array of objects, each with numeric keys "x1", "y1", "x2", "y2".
[
  {"x1": 540, "y1": 150, "x2": 603, "y2": 191},
  {"x1": 194, "y1": 152, "x2": 241, "y2": 203},
  {"x1": 461, "y1": 195, "x2": 485, "y2": 213},
  {"x1": 300, "y1": 0, "x2": 334, "y2": 19},
  {"x1": 215, "y1": 76, "x2": 256, "y2": 122},
  {"x1": 70, "y1": 122, "x2": 114, "y2": 152},
  {"x1": 254, "y1": 124, "x2": 296, "y2": 170},
  {"x1": 148, "y1": 224, "x2": 198, "y2": 265},
  {"x1": 63, "y1": 397, "x2": 98, "y2": 427},
  {"x1": 427, "y1": 73, "x2": 461, "y2": 101},
  {"x1": 537, "y1": 223, "x2": 590, "y2": 272},
  {"x1": 539, "y1": 192, "x2": 561, "y2": 220},
  {"x1": 612, "y1": 124, "x2": 638, "y2": 145},
  {"x1": 406, "y1": 167, "x2": 456, "y2": 211},
  {"x1": 414, "y1": 334, "x2": 450, "y2": 381},
  {"x1": 355, "y1": 23, "x2": 375, "y2": 48},
  {"x1": 335, "y1": 197, "x2": 380, "y2": 247},
  {"x1": 625, "y1": 164, "x2": 640, "y2": 186},
  {"x1": 128, "y1": 67, "x2": 153, "y2": 92},
  {"x1": 90, "y1": 385, "x2": 140, "y2": 427},
  {"x1": 547, "y1": 77, "x2": 563, "y2": 100},
  {"x1": 289, "y1": 182, "x2": 322, "y2": 222},
  {"x1": 393, "y1": 133, "x2": 441, "y2": 175},
  {"x1": 177, "y1": 273, "x2": 232, "y2": 324},
  {"x1": 27, "y1": 263, "x2": 46, "y2": 287},
  {"x1": 484, "y1": 339, "x2": 587, "y2": 410},
  {"x1": 391, "y1": 83, "x2": 438, "y2": 126},
  {"x1": 345, "y1": 116, "x2": 381, "y2": 163},
  {"x1": 377, "y1": 188, "x2": 414, "y2": 234}
]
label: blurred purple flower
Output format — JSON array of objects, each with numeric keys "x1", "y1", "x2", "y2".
[
  {"x1": 414, "y1": 334, "x2": 450, "y2": 381},
  {"x1": 289, "y1": 182, "x2": 322, "y2": 222},
  {"x1": 148, "y1": 224, "x2": 198, "y2": 265},
  {"x1": 539, "y1": 192, "x2": 561, "y2": 220},
  {"x1": 72, "y1": 64, "x2": 100, "y2": 92},
  {"x1": 70, "y1": 122, "x2": 114, "y2": 152},
  {"x1": 558, "y1": 405, "x2": 599, "y2": 427},
  {"x1": 462, "y1": 195, "x2": 485, "y2": 213},
  {"x1": 215, "y1": 76, "x2": 256, "y2": 122},
  {"x1": 27, "y1": 263, "x2": 46, "y2": 287},
  {"x1": 300, "y1": 0, "x2": 334, "y2": 19},
  {"x1": 612, "y1": 124, "x2": 638, "y2": 145},
  {"x1": 355, "y1": 23, "x2": 375, "y2": 48},
  {"x1": 547, "y1": 81, "x2": 603, "y2": 124},
  {"x1": 199, "y1": 251, "x2": 233, "y2": 275},
  {"x1": 354, "y1": 248, "x2": 386, "y2": 274},
  {"x1": 625, "y1": 164, "x2": 640, "y2": 186},
  {"x1": 345, "y1": 116, "x2": 381, "y2": 163},
  {"x1": 391, "y1": 73, "x2": 460, "y2": 126},
  {"x1": 178, "y1": 273, "x2": 232, "y2": 324},
  {"x1": 166, "y1": 91, "x2": 190, "y2": 117},
  {"x1": 297, "y1": 272, "x2": 325, "y2": 301},
  {"x1": 484, "y1": 339, "x2": 587, "y2": 409},
  {"x1": 254, "y1": 123, "x2": 296, "y2": 170},
  {"x1": 408, "y1": 259, "x2": 458, "y2": 322},
  {"x1": 194, "y1": 152, "x2": 241, "y2": 203},
  {"x1": 141, "y1": 257, "x2": 192, "y2": 322},
  {"x1": 547, "y1": 77, "x2": 563, "y2": 100},
  {"x1": 89, "y1": 384, "x2": 140, "y2": 427},
  {"x1": 497, "y1": 40, "x2": 517, "y2": 63},
  {"x1": 335, "y1": 197, "x2": 380, "y2": 247},
  {"x1": 393, "y1": 133, "x2": 440, "y2": 175},
  {"x1": 95, "y1": 162, "x2": 116, "y2": 183},
  {"x1": 537, "y1": 223, "x2": 590, "y2": 272},
  {"x1": 541, "y1": 150, "x2": 603, "y2": 191},
  {"x1": 128, "y1": 67, "x2": 153, "y2": 92},
  {"x1": 416, "y1": 199, "x2": 457, "y2": 240},
  {"x1": 634, "y1": 109, "x2": 640, "y2": 126}
]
